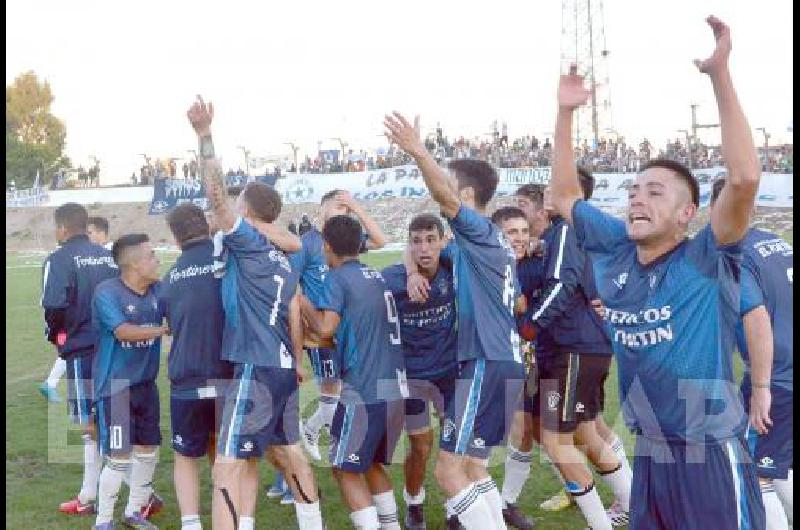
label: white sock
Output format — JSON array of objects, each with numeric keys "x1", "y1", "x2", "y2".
[
  {"x1": 294, "y1": 500, "x2": 323, "y2": 530},
  {"x1": 46, "y1": 357, "x2": 67, "y2": 387},
  {"x1": 308, "y1": 394, "x2": 338, "y2": 432},
  {"x1": 124, "y1": 451, "x2": 157, "y2": 517},
  {"x1": 181, "y1": 514, "x2": 202, "y2": 530},
  {"x1": 501, "y1": 446, "x2": 532, "y2": 507},
  {"x1": 239, "y1": 516, "x2": 255, "y2": 530},
  {"x1": 762, "y1": 482, "x2": 790, "y2": 530},
  {"x1": 95, "y1": 458, "x2": 130, "y2": 525},
  {"x1": 774, "y1": 469, "x2": 793, "y2": 524},
  {"x1": 597, "y1": 462, "x2": 632, "y2": 511},
  {"x1": 78, "y1": 434, "x2": 101, "y2": 504},
  {"x1": 475, "y1": 478, "x2": 508, "y2": 529},
  {"x1": 373, "y1": 491, "x2": 401, "y2": 530},
  {"x1": 445, "y1": 484, "x2": 496, "y2": 530},
  {"x1": 350, "y1": 506, "x2": 380, "y2": 530},
  {"x1": 403, "y1": 486, "x2": 425, "y2": 506},
  {"x1": 609, "y1": 433, "x2": 634, "y2": 486},
  {"x1": 568, "y1": 482, "x2": 612, "y2": 530}
]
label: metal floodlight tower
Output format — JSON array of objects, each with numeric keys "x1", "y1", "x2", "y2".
[{"x1": 560, "y1": 0, "x2": 613, "y2": 148}]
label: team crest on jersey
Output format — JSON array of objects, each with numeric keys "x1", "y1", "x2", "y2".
[
  {"x1": 347, "y1": 453, "x2": 360, "y2": 464},
  {"x1": 471, "y1": 437, "x2": 486, "y2": 449},
  {"x1": 442, "y1": 419, "x2": 456, "y2": 442},
  {"x1": 547, "y1": 391, "x2": 561, "y2": 411},
  {"x1": 174, "y1": 434, "x2": 183, "y2": 446},
  {"x1": 436, "y1": 278, "x2": 449, "y2": 296},
  {"x1": 759, "y1": 456, "x2": 775, "y2": 469},
  {"x1": 241, "y1": 440, "x2": 254, "y2": 453},
  {"x1": 612, "y1": 272, "x2": 628, "y2": 290},
  {"x1": 126, "y1": 304, "x2": 136, "y2": 314}
]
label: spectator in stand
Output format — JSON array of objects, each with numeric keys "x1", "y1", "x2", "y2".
[{"x1": 182, "y1": 162, "x2": 189, "y2": 179}]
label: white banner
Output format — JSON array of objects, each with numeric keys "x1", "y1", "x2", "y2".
[{"x1": 276, "y1": 165, "x2": 793, "y2": 208}]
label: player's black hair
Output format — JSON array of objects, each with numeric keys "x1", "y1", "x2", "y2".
[
  {"x1": 710, "y1": 178, "x2": 726, "y2": 205},
  {"x1": 408, "y1": 214, "x2": 444, "y2": 238},
  {"x1": 640, "y1": 158, "x2": 700, "y2": 206},
  {"x1": 491, "y1": 206, "x2": 528, "y2": 226},
  {"x1": 166, "y1": 203, "x2": 209, "y2": 247},
  {"x1": 514, "y1": 183, "x2": 545, "y2": 207},
  {"x1": 87, "y1": 216, "x2": 109, "y2": 234},
  {"x1": 54, "y1": 203, "x2": 88, "y2": 233},
  {"x1": 322, "y1": 215, "x2": 363, "y2": 257},
  {"x1": 447, "y1": 159, "x2": 499, "y2": 208},
  {"x1": 242, "y1": 182, "x2": 282, "y2": 223},
  {"x1": 577, "y1": 166, "x2": 595, "y2": 200},
  {"x1": 320, "y1": 189, "x2": 345, "y2": 204},
  {"x1": 112, "y1": 233, "x2": 149, "y2": 266}
]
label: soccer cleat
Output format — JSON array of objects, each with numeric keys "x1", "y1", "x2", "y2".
[
  {"x1": 139, "y1": 492, "x2": 164, "y2": 519},
  {"x1": 502, "y1": 502, "x2": 536, "y2": 529},
  {"x1": 446, "y1": 515, "x2": 465, "y2": 529},
  {"x1": 302, "y1": 421, "x2": 322, "y2": 461},
  {"x1": 403, "y1": 504, "x2": 427, "y2": 530},
  {"x1": 266, "y1": 477, "x2": 288, "y2": 498},
  {"x1": 93, "y1": 523, "x2": 116, "y2": 530},
  {"x1": 38, "y1": 382, "x2": 62, "y2": 403},
  {"x1": 606, "y1": 500, "x2": 630, "y2": 527},
  {"x1": 122, "y1": 512, "x2": 159, "y2": 529},
  {"x1": 59, "y1": 496, "x2": 96, "y2": 515},
  {"x1": 539, "y1": 489, "x2": 574, "y2": 511},
  {"x1": 280, "y1": 488, "x2": 295, "y2": 505}
]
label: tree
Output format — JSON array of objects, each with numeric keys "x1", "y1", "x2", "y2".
[{"x1": 6, "y1": 71, "x2": 69, "y2": 188}]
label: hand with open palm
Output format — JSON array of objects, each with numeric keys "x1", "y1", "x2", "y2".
[
  {"x1": 693, "y1": 16, "x2": 731, "y2": 76},
  {"x1": 558, "y1": 65, "x2": 590, "y2": 110}
]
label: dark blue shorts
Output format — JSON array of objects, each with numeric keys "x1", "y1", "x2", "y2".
[
  {"x1": 96, "y1": 381, "x2": 161, "y2": 457},
  {"x1": 404, "y1": 372, "x2": 457, "y2": 434},
  {"x1": 218, "y1": 363, "x2": 300, "y2": 459},
  {"x1": 744, "y1": 384, "x2": 793, "y2": 480},
  {"x1": 306, "y1": 347, "x2": 339, "y2": 381},
  {"x1": 171, "y1": 385, "x2": 227, "y2": 458},
  {"x1": 630, "y1": 436, "x2": 766, "y2": 530},
  {"x1": 66, "y1": 355, "x2": 94, "y2": 425},
  {"x1": 439, "y1": 359, "x2": 525, "y2": 459},
  {"x1": 330, "y1": 400, "x2": 405, "y2": 473}
]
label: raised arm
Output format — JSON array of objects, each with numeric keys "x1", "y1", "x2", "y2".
[
  {"x1": 551, "y1": 66, "x2": 590, "y2": 224},
  {"x1": 186, "y1": 95, "x2": 237, "y2": 232},
  {"x1": 384, "y1": 112, "x2": 461, "y2": 219},
  {"x1": 337, "y1": 191, "x2": 387, "y2": 250},
  {"x1": 695, "y1": 16, "x2": 760, "y2": 245},
  {"x1": 257, "y1": 222, "x2": 302, "y2": 253}
]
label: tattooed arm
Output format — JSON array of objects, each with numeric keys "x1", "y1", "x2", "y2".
[{"x1": 186, "y1": 95, "x2": 236, "y2": 232}]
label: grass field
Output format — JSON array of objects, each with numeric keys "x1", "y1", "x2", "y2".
[{"x1": 6, "y1": 239, "x2": 765, "y2": 530}]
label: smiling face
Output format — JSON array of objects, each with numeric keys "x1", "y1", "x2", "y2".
[
  {"x1": 626, "y1": 167, "x2": 697, "y2": 245},
  {"x1": 499, "y1": 217, "x2": 531, "y2": 260}
]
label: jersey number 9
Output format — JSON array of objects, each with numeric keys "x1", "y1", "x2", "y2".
[{"x1": 384, "y1": 291, "x2": 402, "y2": 345}]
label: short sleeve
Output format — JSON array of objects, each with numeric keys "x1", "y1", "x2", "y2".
[
  {"x1": 41, "y1": 255, "x2": 71, "y2": 309},
  {"x1": 685, "y1": 224, "x2": 742, "y2": 278},
  {"x1": 223, "y1": 217, "x2": 270, "y2": 256},
  {"x1": 318, "y1": 271, "x2": 346, "y2": 315},
  {"x1": 571, "y1": 199, "x2": 628, "y2": 255},
  {"x1": 740, "y1": 265, "x2": 765, "y2": 316},
  {"x1": 381, "y1": 265, "x2": 406, "y2": 298},
  {"x1": 93, "y1": 288, "x2": 127, "y2": 332},
  {"x1": 448, "y1": 204, "x2": 494, "y2": 245}
]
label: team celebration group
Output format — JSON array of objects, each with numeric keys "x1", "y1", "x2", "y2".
[{"x1": 37, "y1": 17, "x2": 792, "y2": 530}]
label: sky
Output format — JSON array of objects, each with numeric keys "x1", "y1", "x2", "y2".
[{"x1": 6, "y1": 0, "x2": 794, "y2": 185}]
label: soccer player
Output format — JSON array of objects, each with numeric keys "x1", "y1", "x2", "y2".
[
  {"x1": 293, "y1": 188, "x2": 387, "y2": 461},
  {"x1": 300, "y1": 214, "x2": 407, "y2": 530},
  {"x1": 40, "y1": 203, "x2": 119, "y2": 517},
  {"x1": 159, "y1": 203, "x2": 234, "y2": 530},
  {"x1": 386, "y1": 112, "x2": 526, "y2": 530},
  {"x1": 186, "y1": 96, "x2": 323, "y2": 530},
  {"x1": 711, "y1": 179, "x2": 794, "y2": 529},
  {"x1": 382, "y1": 213, "x2": 457, "y2": 530},
  {"x1": 91, "y1": 233, "x2": 167, "y2": 530},
  {"x1": 549, "y1": 16, "x2": 766, "y2": 528},
  {"x1": 88, "y1": 216, "x2": 114, "y2": 250}
]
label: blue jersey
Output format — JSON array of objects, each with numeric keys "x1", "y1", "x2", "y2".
[
  {"x1": 289, "y1": 228, "x2": 329, "y2": 307},
  {"x1": 572, "y1": 200, "x2": 745, "y2": 443},
  {"x1": 92, "y1": 278, "x2": 163, "y2": 398},
  {"x1": 443, "y1": 205, "x2": 522, "y2": 363},
  {"x1": 517, "y1": 255, "x2": 545, "y2": 304},
  {"x1": 159, "y1": 239, "x2": 233, "y2": 390},
  {"x1": 736, "y1": 229, "x2": 793, "y2": 392},
  {"x1": 220, "y1": 218, "x2": 299, "y2": 368},
  {"x1": 318, "y1": 260, "x2": 406, "y2": 405},
  {"x1": 382, "y1": 263, "x2": 457, "y2": 380},
  {"x1": 41, "y1": 234, "x2": 119, "y2": 358}
]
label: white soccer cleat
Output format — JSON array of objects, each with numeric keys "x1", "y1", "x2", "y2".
[
  {"x1": 606, "y1": 500, "x2": 630, "y2": 527},
  {"x1": 302, "y1": 420, "x2": 322, "y2": 461}
]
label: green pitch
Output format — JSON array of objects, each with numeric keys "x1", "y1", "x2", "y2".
[{"x1": 12, "y1": 246, "x2": 747, "y2": 529}]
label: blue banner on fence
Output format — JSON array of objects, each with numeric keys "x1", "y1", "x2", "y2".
[{"x1": 148, "y1": 175, "x2": 280, "y2": 214}]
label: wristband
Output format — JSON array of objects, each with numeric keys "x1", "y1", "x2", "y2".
[{"x1": 199, "y1": 135, "x2": 215, "y2": 159}]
